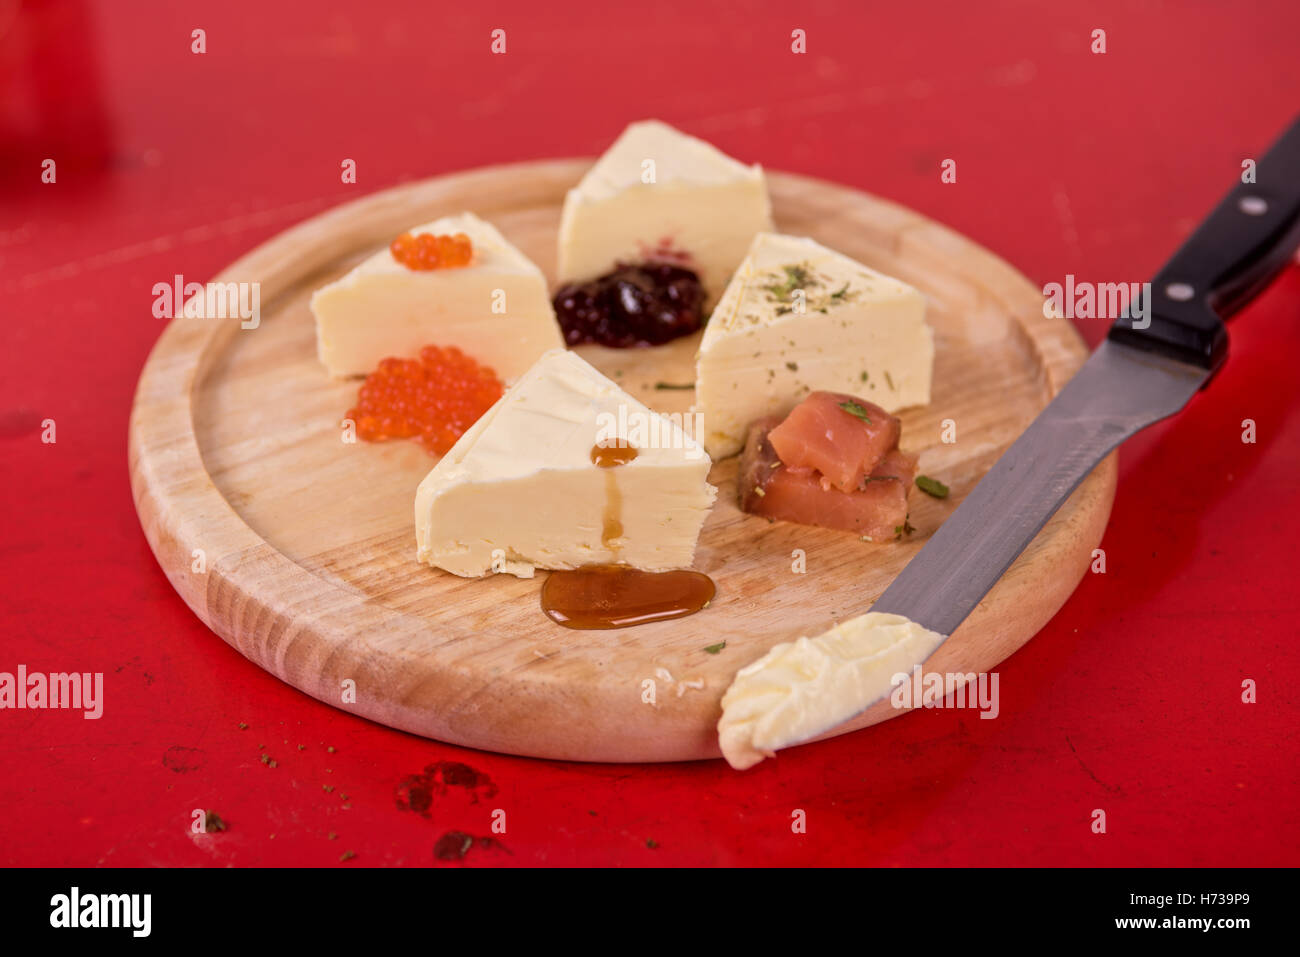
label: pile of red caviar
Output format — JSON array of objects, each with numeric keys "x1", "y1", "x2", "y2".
[
  {"x1": 390, "y1": 231, "x2": 473, "y2": 271},
  {"x1": 347, "y1": 345, "x2": 503, "y2": 456}
]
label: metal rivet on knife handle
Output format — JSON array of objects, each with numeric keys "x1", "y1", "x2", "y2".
[{"x1": 1107, "y1": 114, "x2": 1300, "y2": 371}]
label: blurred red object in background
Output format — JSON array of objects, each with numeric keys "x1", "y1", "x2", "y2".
[{"x1": 0, "y1": 0, "x2": 112, "y2": 185}]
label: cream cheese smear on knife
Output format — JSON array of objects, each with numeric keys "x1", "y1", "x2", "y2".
[{"x1": 717, "y1": 613, "x2": 945, "y2": 770}]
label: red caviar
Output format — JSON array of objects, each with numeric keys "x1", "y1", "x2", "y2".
[
  {"x1": 390, "y1": 231, "x2": 473, "y2": 271},
  {"x1": 347, "y1": 345, "x2": 503, "y2": 456}
]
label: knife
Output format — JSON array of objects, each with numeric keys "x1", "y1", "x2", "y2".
[{"x1": 873, "y1": 114, "x2": 1300, "y2": 639}]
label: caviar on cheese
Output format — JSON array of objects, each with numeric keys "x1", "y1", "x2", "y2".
[
  {"x1": 389, "y1": 231, "x2": 474, "y2": 271},
  {"x1": 347, "y1": 345, "x2": 503, "y2": 456},
  {"x1": 311, "y1": 213, "x2": 563, "y2": 380}
]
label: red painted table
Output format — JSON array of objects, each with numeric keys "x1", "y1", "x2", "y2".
[{"x1": 2, "y1": 0, "x2": 1297, "y2": 867}]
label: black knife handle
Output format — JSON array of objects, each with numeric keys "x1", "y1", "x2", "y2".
[{"x1": 1109, "y1": 115, "x2": 1300, "y2": 370}]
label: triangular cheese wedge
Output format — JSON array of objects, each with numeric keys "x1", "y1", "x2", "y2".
[
  {"x1": 416, "y1": 349, "x2": 716, "y2": 578},
  {"x1": 557, "y1": 120, "x2": 773, "y2": 307},
  {"x1": 696, "y1": 232, "x2": 933, "y2": 458},
  {"x1": 312, "y1": 212, "x2": 563, "y2": 379}
]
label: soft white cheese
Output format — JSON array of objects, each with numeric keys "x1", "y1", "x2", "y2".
[
  {"x1": 717, "y1": 612, "x2": 947, "y2": 770},
  {"x1": 695, "y1": 232, "x2": 933, "y2": 459},
  {"x1": 415, "y1": 348, "x2": 717, "y2": 578},
  {"x1": 557, "y1": 120, "x2": 774, "y2": 307},
  {"x1": 311, "y1": 212, "x2": 563, "y2": 379}
]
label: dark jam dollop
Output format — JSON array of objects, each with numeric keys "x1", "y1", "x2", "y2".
[{"x1": 552, "y1": 263, "x2": 705, "y2": 348}]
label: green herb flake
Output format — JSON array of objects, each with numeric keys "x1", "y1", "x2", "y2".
[
  {"x1": 237, "y1": 722, "x2": 247, "y2": 730},
  {"x1": 339, "y1": 850, "x2": 356, "y2": 863},
  {"x1": 838, "y1": 400, "x2": 873, "y2": 424},
  {"x1": 884, "y1": 371, "x2": 896, "y2": 390},
  {"x1": 860, "y1": 371, "x2": 869, "y2": 383},
  {"x1": 704, "y1": 641, "x2": 727, "y2": 654},
  {"x1": 204, "y1": 810, "x2": 227, "y2": 832},
  {"x1": 915, "y1": 475, "x2": 950, "y2": 498},
  {"x1": 646, "y1": 839, "x2": 660, "y2": 849},
  {"x1": 763, "y1": 263, "x2": 815, "y2": 300},
  {"x1": 785, "y1": 361, "x2": 799, "y2": 372},
  {"x1": 653, "y1": 382, "x2": 695, "y2": 391}
]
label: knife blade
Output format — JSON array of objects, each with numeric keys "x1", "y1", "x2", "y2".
[
  {"x1": 874, "y1": 113, "x2": 1300, "y2": 637},
  {"x1": 871, "y1": 341, "x2": 1203, "y2": 635}
]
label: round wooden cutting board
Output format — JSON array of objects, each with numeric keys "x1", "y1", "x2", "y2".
[{"x1": 129, "y1": 160, "x2": 1115, "y2": 763}]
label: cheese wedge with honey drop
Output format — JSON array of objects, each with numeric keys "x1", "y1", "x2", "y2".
[{"x1": 415, "y1": 349, "x2": 716, "y2": 578}]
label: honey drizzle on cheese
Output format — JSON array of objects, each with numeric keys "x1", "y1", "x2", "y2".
[
  {"x1": 591, "y1": 441, "x2": 637, "y2": 553},
  {"x1": 602, "y1": 472, "x2": 624, "y2": 550},
  {"x1": 590, "y1": 442, "x2": 638, "y2": 468},
  {"x1": 538, "y1": 442, "x2": 717, "y2": 629}
]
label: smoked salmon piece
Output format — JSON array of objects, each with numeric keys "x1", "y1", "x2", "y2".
[
  {"x1": 766, "y1": 392, "x2": 900, "y2": 493},
  {"x1": 739, "y1": 416, "x2": 915, "y2": 541},
  {"x1": 871, "y1": 448, "x2": 919, "y2": 485}
]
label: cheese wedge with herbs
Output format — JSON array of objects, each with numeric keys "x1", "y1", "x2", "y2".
[
  {"x1": 695, "y1": 232, "x2": 933, "y2": 459},
  {"x1": 415, "y1": 349, "x2": 716, "y2": 578},
  {"x1": 557, "y1": 120, "x2": 774, "y2": 307},
  {"x1": 311, "y1": 212, "x2": 563, "y2": 379}
]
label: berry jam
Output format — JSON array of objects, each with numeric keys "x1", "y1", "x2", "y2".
[
  {"x1": 552, "y1": 263, "x2": 705, "y2": 347},
  {"x1": 347, "y1": 345, "x2": 503, "y2": 456}
]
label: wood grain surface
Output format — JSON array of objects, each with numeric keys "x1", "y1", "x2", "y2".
[{"x1": 128, "y1": 160, "x2": 1116, "y2": 763}]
